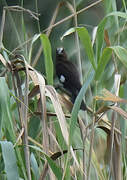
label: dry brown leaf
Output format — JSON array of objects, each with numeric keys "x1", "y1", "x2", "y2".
[
  {"x1": 104, "y1": 29, "x2": 110, "y2": 47},
  {"x1": 34, "y1": 71, "x2": 48, "y2": 151},
  {"x1": 0, "y1": 53, "x2": 12, "y2": 71},
  {"x1": 45, "y1": 86, "x2": 81, "y2": 169},
  {"x1": 96, "y1": 105, "x2": 110, "y2": 114},
  {"x1": 108, "y1": 106, "x2": 127, "y2": 120},
  {"x1": 24, "y1": 62, "x2": 48, "y2": 151},
  {"x1": 99, "y1": 125, "x2": 121, "y2": 179},
  {"x1": 58, "y1": 94, "x2": 73, "y2": 113},
  {"x1": 28, "y1": 85, "x2": 39, "y2": 99},
  {"x1": 29, "y1": 70, "x2": 39, "y2": 85},
  {"x1": 19, "y1": 61, "x2": 45, "y2": 88},
  {"x1": 0, "y1": 54, "x2": 8, "y2": 67},
  {"x1": 45, "y1": 85, "x2": 69, "y2": 145},
  {"x1": 94, "y1": 89, "x2": 127, "y2": 103}
]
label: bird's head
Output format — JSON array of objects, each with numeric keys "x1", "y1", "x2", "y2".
[
  {"x1": 56, "y1": 47, "x2": 67, "y2": 60},
  {"x1": 56, "y1": 47, "x2": 64, "y2": 55}
]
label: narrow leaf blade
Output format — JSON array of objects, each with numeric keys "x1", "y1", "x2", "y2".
[
  {"x1": 45, "y1": 155, "x2": 63, "y2": 180},
  {"x1": 61, "y1": 27, "x2": 96, "y2": 70},
  {"x1": 0, "y1": 141, "x2": 19, "y2": 180},
  {"x1": 95, "y1": 47, "x2": 112, "y2": 80},
  {"x1": 40, "y1": 34, "x2": 54, "y2": 85},
  {"x1": 111, "y1": 46, "x2": 127, "y2": 69},
  {"x1": 69, "y1": 70, "x2": 95, "y2": 143},
  {"x1": 76, "y1": 27, "x2": 96, "y2": 70}
]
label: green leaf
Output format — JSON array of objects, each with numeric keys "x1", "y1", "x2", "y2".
[
  {"x1": 107, "y1": 11, "x2": 127, "y2": 19},
  {"x1": 0, "y1": 78, "x2": 27, "y2": 179},
  {"x1": 111, "y1": 46, "x2": 127, "y2": 69},
  {"x1": 61, "y1": 27, "x2": 75, "y2": 40},
  {"x1": 45, "y1": 155, "x2": 63, "y2": 180},
  {"x1": 69, "y1": 70, "x2": 95, "y2": 144},
  {"x1": 96, "y1": 18, "x2": 107, "y2": 62},
  {"x1": 40, "y1": 34, "x2": 53, "y2": 85},
  {"x1": 29, "y1": 145, "x2": 62, "y2": 179},
  {"x1": 0, "y1": 141, "x2": 19, "y2": 180},
  {"x1": 95, "y1": 47, "x2": 112, "y2": 80},
  {"x1": 96, "y1": 11, "x2": 127, "y2": 61},
  {"x1": 61, "y1": 27, "x2": 96, "y2": 70},
  {"x1": 54, "y1": 118, "x2": 66, "y2": 150},
  {"x1": 0, "y1": 77, "x2": 16, "y2": 142},
  {"x1": 76, "y1": 27, "x2": 96, "y2": 70},
  {"x1": 30, "y1": 153, "x2": 39, "y2": 180},
  {"x1": 28, "y1": 116, "x2": 40, "y2": 139},
  {"x1": 29, "y1": 34, "x2": 40, "y2": 63}
]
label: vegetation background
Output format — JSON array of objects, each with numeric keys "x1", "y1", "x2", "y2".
[{"x1": 0, "y1": 0, "x2": 127, "y2": 180}]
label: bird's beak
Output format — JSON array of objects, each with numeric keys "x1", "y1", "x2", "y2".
[{"x1": 56, "y1": 47, "x2": 64, "y2": 55}]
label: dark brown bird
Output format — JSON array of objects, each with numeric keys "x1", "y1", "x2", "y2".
[{"x1": 56, "y1": 47, "x2": 87, "y2": 111}]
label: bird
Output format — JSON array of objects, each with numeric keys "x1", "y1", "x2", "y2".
[{"x1": 56, "y1": 47, "x2": 87, "y2": 111}]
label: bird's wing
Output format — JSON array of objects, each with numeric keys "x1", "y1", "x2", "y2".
[{"x1": 56, "y1": 60, "x2": 82, "y2": 92}]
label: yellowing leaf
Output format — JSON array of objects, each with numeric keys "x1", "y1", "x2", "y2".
[{"x1": 94, "y1": 89, "x2": 127, "y2": 103}]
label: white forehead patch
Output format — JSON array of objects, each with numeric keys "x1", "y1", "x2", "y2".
[
  {"x1": 58, "y1": 47, "x2": 64, "y2": 54},
  {"x1": 60, "y1": 75, "x2": 65, "y2": 83}
]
